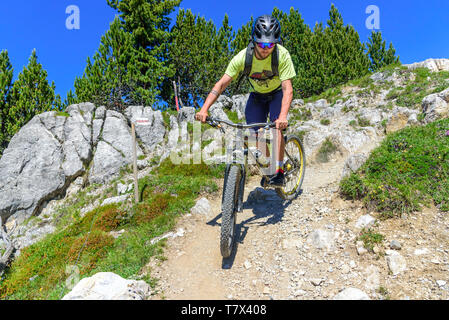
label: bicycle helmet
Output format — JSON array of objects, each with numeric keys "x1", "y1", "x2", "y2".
[{"x1": 252, "y1": 15, "x2": 281, "y2": 43}]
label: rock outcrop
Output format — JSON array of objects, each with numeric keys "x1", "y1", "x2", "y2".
[
  {"x1": 62, "y1": 272, "x2": 151, "y2": 300},
  {"x1": 0, "y1": 103, "x2": 167, "y2": 241},
  {"x1": 405, "y1": 58, "x2": 449, "y2": 72}
]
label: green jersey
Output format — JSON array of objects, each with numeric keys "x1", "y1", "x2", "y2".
[{"x1": 225, "y1": 44, "x2": 296, "y2": 94}]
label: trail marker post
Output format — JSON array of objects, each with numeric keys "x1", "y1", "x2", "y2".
[{"x1": 132, "y1": 118, "x2": 150, "y2": 203}]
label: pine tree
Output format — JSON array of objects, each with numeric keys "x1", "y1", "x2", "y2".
[
  {"x1": 62, "y1": 89, "x2": 77, "y2": 108},
  {"x1": 6, "y1": 49, "x2": 59, "y2": 142},
  {"x1": 0, "y1": 50, "x2": 14, "y2": 154},
  {"x1": 230, "y1": 17, "x2": 253, "y2": 53},
  {"x1": 75, "y1": 56, "x2": 107, "y2": 108},
  {"x1": 272, "y1": 7, "x2": 308, "y2": 98},
  {"x1": 227, "y1": 17, "x2": 254, "y2": 95},
  {"x1": 367, "y1": 30, "x2": 400, "y2": 71},
  {"x1": 169, "y1": 9, "x2": 233, "y2": 107},
  {"x1": 324, "y1": 4, "x2": 370, "y2": 88},
  {"x1": 107, "y1": 0, "x2": 181, "y2": 106},
  {"x1": 74, "y1": 17, "x2": 167, "y2": 110}
]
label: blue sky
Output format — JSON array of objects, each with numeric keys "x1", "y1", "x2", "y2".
[{"x1": 1, "y1": 0, "x2": 448, "y2": 102}]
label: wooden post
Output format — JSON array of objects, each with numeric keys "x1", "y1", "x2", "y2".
[{"x1": 132, "y1": 122, "x2": 139, "y2": 203}]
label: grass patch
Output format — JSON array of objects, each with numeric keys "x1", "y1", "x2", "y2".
[
  {"x1": 161, "y1": 109, "x2": 179, "y2": 128},
  {"x1": 225, "y1": 110, "x2": 243, "y2": 124},
  {"x1": 340, "y1": 118, "x2": 449, "y2": 218},
  {"x1": 320, "y1": 119, "x2": 331, "y2": 126},
  {"x1": 316, "y1": 137, "x2": 338, "y2": 163},
  {"x1": 356, "y1": 115, "x2": 371, "y2": 127},
  {"x1": 0, "y1": 154, "x2": 226, "y2": 299},
  {"x1": 347, "y1": 73, "x2": 374, "y2": 88},
  {"x1": 349, "y1": 120, "x2": 358, "y2": 128},
  {"x1": 358, "y1": 228, "x2": 384, "y2": 252},
  {"x1": 304, "y1": 86, "x2": 343, "y2": 106},
  {"x1": 290, "y1": 107, "x2": 312, "y2": 122},
  {"x1": 56, "y1": 111, "x2": 70, "y2": 117}
]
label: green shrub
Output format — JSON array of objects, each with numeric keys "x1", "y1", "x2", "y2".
[
  {"x1": 339, "y1": 118, "x2": 449, "y2": 218},
  {"x1": 316, "y1": 138, "x2": 338, "y2": 163},
  {"x1": 358, "y1": 228, "x2": 384, "y2": 252}
]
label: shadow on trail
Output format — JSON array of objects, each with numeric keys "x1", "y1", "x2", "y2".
[{"x1": 206, "y1": 187, "x2": 304, "y2": 270}]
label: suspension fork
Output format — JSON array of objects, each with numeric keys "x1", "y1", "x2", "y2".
[{"x1": 221, "y1": 162, "x2": 246, "y2": 213}]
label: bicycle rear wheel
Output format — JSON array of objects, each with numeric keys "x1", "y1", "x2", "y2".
[
  {"x1": 220, "y1": 165, "x2": 241, "y2": 258},
  {"x1": 276, "y1": 135, "x2": 306, "y2": 200}
]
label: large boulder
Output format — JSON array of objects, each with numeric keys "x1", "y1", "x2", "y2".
[
  {"x1": 177, "y1": 107, "x2": 196, "y2": 123},
  {"x1": 341, "y1": 153, "x2": 368, "y2": 179},
  {"x1": 421, "y1": 88, "x2": 449, "y2": 124},
  {"x1": 231, "y1": 94, "x2": 249, "y2": 120},
  {"x1": 88, "y1": 110, "x2": 144, "y2": 184},
  {"x1": 0, "y1": 102, "x2": 162, "y2": 234},
  {"x1": 0, "y1": 105, "x2": 94, "y2": 225},
  {"x1": 124, "y1": 106, "x2": 166, "y2": 153},
  {"x1": 62, "y1": 272, "x2": 151, "y2": 300},
  {"x1": 385, "y1": 107, "x2": 420, "y2": 133},
  {"x1": 405, "y1": 59, "x2": 449, "y2": 72}
]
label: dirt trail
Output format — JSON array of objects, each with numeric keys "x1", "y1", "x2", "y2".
[
  {"x1": 147, "y1": 155, "x2": 348, "y2": 300},
  {"x1": 146, "y1": 146, "x2": 449, "y2": 300}
]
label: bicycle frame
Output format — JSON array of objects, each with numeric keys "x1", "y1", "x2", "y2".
[{"x1": 208, "y1": 117, "x2": 288, "y2": 212}]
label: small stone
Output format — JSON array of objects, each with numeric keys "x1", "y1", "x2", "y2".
[
  {"x1": 355, "y1": 215, "x2": 376, "y2": 229},
  {"x1": 29, "y1": 275, "x2": 38, "y2": 282},
  {"x1": 310, "y1": 278, "x2": 324, "y2": 286},
  {"x1": 341, "y1": 265, "x2": 351, "y2": 274},
  {"x1": 436, "y1": 280, "x2": 447, "y2": 288},
  {"x1": 357, "y1": 246, "x2": 368, "y2": 255},
  {"x1": 390, "y1": 240, "x2": 402, "y2": 250},
  {"x1": 414, "y1": 248, "x2": 430, "y2": 256},
  {"x1": 293, "y1": 289, "x2": 306, "y2": 297},
  {"x1": 431, "y1": 258, "x2": 440, "y2": 264},
  {"x1": 373, "y1": 246, "x2": 381, "y2": 254},
  {"x1": 307, "y1": 229, "x2": 335, "y2": 250},
  {"x1": 244, "y1": 261, "x2": 252, "y2": 270},
  {"x1": 263, "y1": 287, "x2": 271, "y2": 295},
  {"x1": 191, "y1": 198, "x2": 211, "y2": 216},
  {"x1": 386, "y1": 252, "x2": 407, "y2": 276},
  {"x1": 333, "y1": 288, "x2": 370, "y2": 300}
]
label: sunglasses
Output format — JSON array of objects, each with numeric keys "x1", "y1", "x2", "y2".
[{"x1": 256, "y1": 42, "x2": 275, "y2": 49}]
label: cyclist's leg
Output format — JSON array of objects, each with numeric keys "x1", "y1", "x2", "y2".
[
  {"x1": 268, "y1": 90, "x2": 285, "y2": 165},
  {"x1": 245, "y1": 93, "x2": 270, "y2": 157}
]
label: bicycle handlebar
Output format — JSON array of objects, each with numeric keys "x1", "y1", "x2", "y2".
[{"x1": 205, "y1": 116, "x2": 280, "y2": 130}]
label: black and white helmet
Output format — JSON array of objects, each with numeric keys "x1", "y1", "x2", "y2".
[{"x1": 252, "y1": 15, "x2": 281, "y2": 43}]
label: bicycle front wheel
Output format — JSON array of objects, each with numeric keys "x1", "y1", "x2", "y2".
[
  {"x1": 220, "y1": 165, "x2": 241, "y2": 258},
  {"x1": 276, "y1": 135, "x2": 306, "y2": 201}
]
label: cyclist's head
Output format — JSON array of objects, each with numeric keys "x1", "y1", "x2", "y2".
[{"x1": 252, "y1": 15, "x2": 281, "y2": 44}]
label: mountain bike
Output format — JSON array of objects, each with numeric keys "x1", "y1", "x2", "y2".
[{"x1": 204, "y1": 117, "x2": 306, "y2": 258}]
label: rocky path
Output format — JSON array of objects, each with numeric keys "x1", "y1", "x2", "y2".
[{"x1": 146, "y1": 151, "x2": 449, "y2": 300}]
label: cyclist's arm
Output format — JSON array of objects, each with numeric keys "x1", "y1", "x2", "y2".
[
  {"x1": 279, "y1": 79, "x2": 293, "y2": 120},
  {"x1": 199, "y1": 74, "x2": 233, "y2": 113}
]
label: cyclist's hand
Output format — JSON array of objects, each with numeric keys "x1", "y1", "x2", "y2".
[
  {"x1": 275, "y1": 116, "x2": 288, "y2": 130},
  {"x1": 195, "y1": 111, "x2": 208, "y2": 123}
]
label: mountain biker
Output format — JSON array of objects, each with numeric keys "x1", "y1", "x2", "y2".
[{"x1": 195, "y1": 15, "x2": 296, "y2": 186}]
